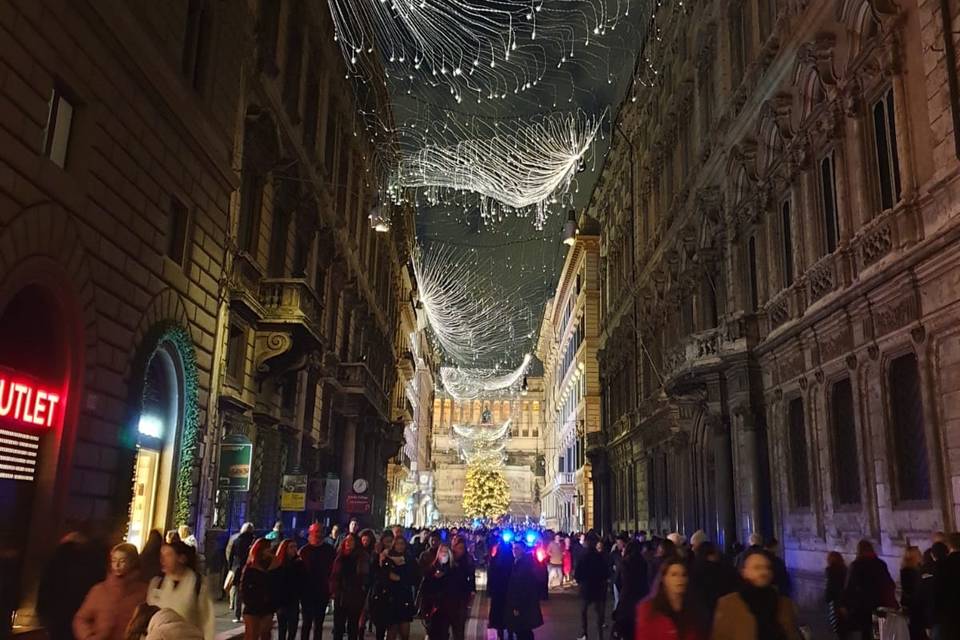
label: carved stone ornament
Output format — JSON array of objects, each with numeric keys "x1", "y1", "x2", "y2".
[
  {"x1": 845, "y1": 354, "x2": 858, "y2": 370},
  {"x1": 814, "y1": 369, "x2": 825, "y2": 384},
  {"x1": 798, "y1": 376, "x2": 808, "y2": 390},
  {"x1": 254, "y1": 331, "x2": 294, "y2": 374},
  {"x1": 911, "y1": 325, "x2": 926, "y2": 345},
  {"x1": 867, "y1": 344, "x2": 880, "y2": 361}
]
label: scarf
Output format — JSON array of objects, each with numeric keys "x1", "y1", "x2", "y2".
[{"x1": 739, "y1": 585, "x2": 786, "y2": 640}]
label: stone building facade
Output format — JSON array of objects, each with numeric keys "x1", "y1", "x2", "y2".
[
  {"x1": 593, "y1": 0, "x2": 960, "y2": 606},
  {"x1": 0, "y1": 0, "x2": 417, "y2": 626},
  {"x1": 430, "y1": 383, "x2": 545, "y2": 522},
  {"x1": 538, "y1": 215, "x2": 603, "y2": 532}
]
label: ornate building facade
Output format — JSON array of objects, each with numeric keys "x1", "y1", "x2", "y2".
[
  {"x1": 594, "y1": 0, "x2": 960, "y2": 607},
  {"x1": 538, "y1": 214, "x2": 603, "y2": 531},
  {"x1": 430, "y1": 382, "x2": 545, "y2": 522}
]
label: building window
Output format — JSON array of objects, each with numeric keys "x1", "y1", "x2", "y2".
[
  {"x1": 729, "y1": 1, "x2": 748, "y2": 86},
  {"x1": 781, "y1": 199, "x2": 793, "y2": 287},
  {"x1": 758, "y1": 0, "x2": 777, "y2": 41},
  {"x1": 42, "y1": 87, "x2": 75, "y2": 169},
  {"x1": 225, "y1": 323, "x2": 246, "y2": 383},
  {"x1": 872, "y1": 87, "x2": 902, "y2": 212},
  {"x1": 182, "y1": 0, "x2": 212, "y2": 92},
  {"x1": 282, "y1": 9, "x2": 304, "y2": 120},
  {"x1": 303, "y1": 69, "x2": 321, "y2": 156},
  {"x1": 830, "y1": 378, "x2": 861, "y2": 506},
  {"x1": 820, "y1": 153, "x2": 839, "y2": 255},
  {"x1": 888, "y1": 353, "x2": 931, "y2": 502},
  {"x1": 268, "y1": 207, "x2": 291, "y2": 277},
  {"x1": 787, "y1": 397, "x2": 811, "y2": 508},
  {"x1": 324, "y1": 109, "x2": 338, "y2": 173},
  {"x1": 747, "y1": 234, "x2": 759, "y2": 311},
  {"x1": 166, "y1": 197, "x2": 191, "y2": 268},
  {"x1": 237, "y1": 173, "x2": 263, "y2": 254}
]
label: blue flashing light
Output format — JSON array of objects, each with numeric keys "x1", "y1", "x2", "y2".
[
  {"x1": 524, "y1": 530, "x2": 537, "y2": 547},
  {"x1": 501, "y1": 529, "x2": 514, "y2": 543}
]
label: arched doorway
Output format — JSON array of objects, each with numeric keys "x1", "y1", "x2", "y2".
[
  {"x1": 0, "y1": 284, "x2": 73, "y2": 620},
  {"x1": 125, "y1": 340, "x2": 186, "y2": 548}
]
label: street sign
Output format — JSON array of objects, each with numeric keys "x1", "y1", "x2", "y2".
[
  {"x1": 306, "y1": 477, "x2": 325, "y2": 511},
  {"x1": 218, "y1": 442, "x2": 252, "y2": 491},
  {"x1": 345, "y1": 493, "x2": 371, "y2": 514},
  {"x1": 281, "y1": 474, "x2": 308, "y2": 511},
  {"x1": 323, "y1": 478, "x2": 340, "y2": 510}
]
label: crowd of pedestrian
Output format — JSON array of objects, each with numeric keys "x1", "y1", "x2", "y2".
[{"x1": 16, "y1": 518, "x2": 960, "y2": 640}]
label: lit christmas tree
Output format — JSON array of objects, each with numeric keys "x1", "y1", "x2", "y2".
[{"x1": 462, "y1": 464, "x2": 510, "y2": 519}]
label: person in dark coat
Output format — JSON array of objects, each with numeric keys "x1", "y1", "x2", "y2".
[
  {"x1": 449, "y1": 535, "x2": 477, "y2": 640},
  {"x1": 299, "y1": 523, "x2": 336, "y2": 640},
  {"x1": 574, "y1": 533, "x2": 609, "y2": 640},
  {"x1": 612, "y1": 541, "x2": 649, "y2": 640},
  {"x1": 505, "y1": 543, "x2": 543, "y2": 640},
  {"x1": 376, "y1": 536, "x2": 417, "y2": 640},
  {"x1": 843, "y1": 539, "x2": 897, "y2": 640},
  {"x1": 934, "y1": 532, "x2": 960, "y2": 640},
  {"x1": 920, "y1": 542, "x2": 948, "y2": 639},
  {"x1": 899, "y1": 546, "x2": 925, "y2": 640},
  {"x1": 687, "y1": 541, "x2": 737, "y2": 627},
  {"x1": 419, "y1": 544, "x2": 456, "y2": 640},
  {"x1": 228, "y1": 523, "x2": 256, "y2": 623},
  {"x1": 329, "y1": 535, "x2": 369, "y2": 640},
  {"x1": 764, "y1": 538, "x2": 793, "y2": 598},
  {"x1": 487, "y1": 541, "x2": 515, "y2": 640},
  {"x1": 36, "y1": 530, "x2": 108, "y2": 640},
  {"x1": 240, "y1": 538, "x2": 278, "y2": 640},
  {"x1": 824, "y1": 551, "x2": 849, "y2": 638},
  {"x1": 274, "y1": 540, "x2": 305, "y2": 640},
  {"x1": 140, "y1": 530, "x2": 164, "y2": 581}
]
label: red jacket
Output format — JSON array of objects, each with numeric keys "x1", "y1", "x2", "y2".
[{"x1": 634, "y1": 600, "x2": 704, "y2": 640}]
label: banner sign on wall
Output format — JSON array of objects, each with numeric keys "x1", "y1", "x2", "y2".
[
  {"x1": 218, "y1": 443, "x2": 253, "y2": 491},
  {"x1": 281, "y1": 474, "x2": 308, "y2": 511},
  {"x1": 323, "y1": 478, "x2": 340, "y2": 510}
]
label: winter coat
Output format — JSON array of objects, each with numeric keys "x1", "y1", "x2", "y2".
[
  {"x1": 329, "y1": 551, "x2": 369, "y2": 611},
  {"x1": 37, "y1": 537, "x2": 108, "y2": 639},
  {"x1": 710, "y1": 591, "x2": 801, "y2": 640},
  {"x1": 688, "y1": 558, "x2": 738, "y2": 624},
  {"x1": 574, "y1": 550, "x2": 609, "y2": 602},
  {"x1": 843, "y1": 554, "x2": 897, "y2": 630},
  {"x1": 613, "y1": 553, "x2": 651, "y2": 639},
  {"x1": 240, "y1": 565, "x2": 276, "y2": 615},
  {"x1": 824, "y1": 564, "x2": 849, "y2": 635},
  {"x1": 274, "y1": 560, "x2": 306, "y2": 608},
  {"x1": 449, "y1": 553, "x2": 477, "y2": 608},
  {"x1": 370, "y1": 553, "x2": 417, "y2": 625},
  {"x1": 505, "y1": 554, "x2": 543, "y2": 632},
  {"x1": 935, "y1": 552, "x2": 960, "y2": 638},
  {"x1": 487, "y1": 544, "x2": 514, "y2": 629},
  {"x1": 144, "y1": 608, "x2": 204, "y2": 640},
  {"x1": 299, "y1": 542, "x2": 335, "y2": 601},
  {"x1": 146, "y1": 570, "x2": 214, "y2": 640},
  {"x1": 634, "y1": 600, "x2": 705, "y2": 640},
  {"x1": 72, "y1": 573, "x2": 147, "y2": 640}
]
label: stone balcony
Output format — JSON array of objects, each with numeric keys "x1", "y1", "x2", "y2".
[
  {"x1": 258, "y1": 277, "x2": 325, "y2": 345},
  {"x1": 662, "y1": 327, "x2": 724, "y2": 382},
  {"x1": 337, "y1": 362, "x2": 390, "y2": 420}
]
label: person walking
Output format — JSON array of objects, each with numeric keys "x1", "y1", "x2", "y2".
[
  {"x1": 488, "y1": 541, "x2": 515, "y2": 640},
  {"x1": 329, "y1": 535, "x2": 369, "y2": 640},
  {"x1": 72, "y1": 543, "x2": 147, "y2": 640},
  {"x1": 274, "y1": 540, "x2": 304, "y2": 640},
  {"x1": 449, "y1": 536, "x2": 477, "y2": 640},
  {"x1": 634, "y1": 557, "x2": 705, "y2": 640},
  {"x1": 610, "y1": 534, "x2": 627, "y2": 609},
  {"x1": 574, "y1": 533, "x2": 609, "y2": 640},
  {"x1": 711, "y1": 550, "x2": 801, "y2": 640},
  {"x1": 36, "y1": 529, "x2": 108, "y2": 640},
  {"x1": 369, "y1": 532, "x2": 396, "y2": 640},
  {"x1": 505, "y1": 543, "x2": 544, "y2": 640},
  {"x1": 378, "y1": 536, "x2": 417, "y2": 640},
  {"x1": 899, "y1": 546, "x2": 925, "y2": 640},
  {"x1": 419, "y1": 543, "x2": 457, "y2": 640},
  {"x1": 239, "y1": 538, "x2": 277, "y2": 640},
  {"x1": 140, "y1": 530, "x2": 164, "y2": 581},
  {"x1": 824, "y1": 551, "x2": 849, "y2": 639},
  {"x1": 547, "y1": 535, "x2": 565, "y2": 590},
  {"x1": 227, "y1": 523, "x2": 256, "y2": 623},
  {"x1": 843, "y1": 540, "x2": 897, "y2": 640},
  {"x1": 300, "y1": 523, "x2": 336, "y2": 640},
  {"x1": 687, "y1": 541, "x2": 737, "y2": 627},
  {"x1": 612, "y1": 541, "x2": 650, "y2": 640},
  {"x1": 935, "y1": 532, "x2": 960, "y2": 640},
  {"x1": 145, "y1": 540, "x2": 214, "y2": 640}
]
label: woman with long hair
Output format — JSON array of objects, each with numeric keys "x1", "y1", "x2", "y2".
[
  {"x1": 824, "y1": 551, "x2": 848, "y2": 638},
  {"x1": 843, "y1": 539, "x2": 897, "y2": 640},
  {"x1": 330, "y1": 535, "x2": 369, "y2": 640},
  {"x1": 240, "y1": 538, "x2": 277, "y2": 640},
  {"x1": 73, "y1": 543, "x2": 148, "y2": 640},
  {"x1": 900, "y1": 546, "x2": 926, "y2": 640},
  {"x1": 380, "y1": 536, "x2": 417, "y2": 640},
  {"x1": 273, "y1": 539, "x2": 303, "y2": 640},
  {"x1": 711, "y1": 550, "x2": 801, "y2": 640},
  {"x1": 634, "y1": 557, "x2": 704, "y2": 640},
  {"x1": 419, "y1": 543, "x2": 456, "y2": 640},
  {"x1": 139, "y1": 531, "x2": 164, "y2": 582},
  {"x1": 145, "y1": 540, "x2": 213, "y2": 639}
]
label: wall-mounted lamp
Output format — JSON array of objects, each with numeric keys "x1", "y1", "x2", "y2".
[{"x1": 561, "y1": 210, "x2": 579, "y2": 246}]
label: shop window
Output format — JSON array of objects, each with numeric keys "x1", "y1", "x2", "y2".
[
  {"x1": 182, "y1": 0, "x2": 212, "y2": 92},
  {"x1": 166, "y1": 196, "x2": 191, "y2": 268},
  {"x1": 830, "y1": 378, "x2": 861, "y2": 506},
  {"x1": 872, "y1": 87, "x2": 902, "y2": 212},
  {"x1": 888, "y1": 353, "x2": 931, "y2": 502},
  {"x1": 820, "y1": 153, "x2": 839, "y2": 255},
  {"x1": 225, "y1": 323, "x2": 246, "y2": 383},
  {"x1": 747, "y1": 234, "x2": 759, "y2": 311},
  {"x1": 780, "y1": 199, "x2": 793, "y2": 286},
  {"x1": 42, "y1": 86, "x2": 75, "y2": 169},
  {"x1": 787, "y1": 397, "x2": 811, "y2": 508}
]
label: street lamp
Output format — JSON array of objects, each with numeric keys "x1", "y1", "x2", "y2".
[{"x1": 561, "y1": 209, "x2": 579, "y2": 246}]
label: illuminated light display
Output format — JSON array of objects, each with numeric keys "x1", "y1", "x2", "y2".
[
  {"x1": 0, "y1": 374, "x2": 62, "y2": 429},
  {"x1": 0, "y1": 428, "x2": 40, "y2": 482}
]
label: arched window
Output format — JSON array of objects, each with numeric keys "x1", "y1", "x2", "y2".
[
  {"x1": 829, "y1": 378, "x2": 861, "y2": 506},
  {"x1": 787, "y1": 397, "x2": 811, "y2": 508},
  {"x1": 888, "y1": 353, "x2": 931, "y2": 502}
]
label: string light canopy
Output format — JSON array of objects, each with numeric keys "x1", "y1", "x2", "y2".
[
  {"x1": 440, "y1": 354, "x2": 532, "y2": 401},
  {"x1": 328, "y1": 0, "x2": 629, "y2": 105}
]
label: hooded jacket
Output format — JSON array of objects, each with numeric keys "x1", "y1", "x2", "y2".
[
  {"x1": 72, "y1": 572, "x2": 148, "y2": 640},
  {"x1": 144, "y1": 608, "x2": 204, "y2": 640}
]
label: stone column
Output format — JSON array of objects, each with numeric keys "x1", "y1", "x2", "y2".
[
  {"x1": 338, "y1": 415, "x2": 358, "y2": 515},
  {"x1": 737, "y1": 406, "x2": 764, "y2": 540},
  {"x1": 712, "y1": 416, "x2": 736, "y2": 551}
]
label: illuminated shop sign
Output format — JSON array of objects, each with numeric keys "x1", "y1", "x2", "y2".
[{"x1": 0, "y1": 373, "x2": 61, "y2": 428}]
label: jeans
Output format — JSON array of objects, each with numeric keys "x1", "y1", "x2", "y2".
[
  {"x1": 277, "y1": 603, "x2": 300, "y2": 640},
  {"x1": 301, "y1": 596, "x2": 329, "y2": 640},
  {"x1": 580, "y1": 598, "x2": 605, "y2": 640},
  {"x1": 332, "y1": 604, "x2": 362, "y2": 640}
]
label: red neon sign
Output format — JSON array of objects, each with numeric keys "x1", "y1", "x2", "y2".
[{"x1": 0, "y1": 373, "x2": 61, "y2": 428}]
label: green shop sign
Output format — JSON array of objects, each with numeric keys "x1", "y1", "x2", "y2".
[{"x1": 218, "y1": 442, "x2": 253, "y2": 491}]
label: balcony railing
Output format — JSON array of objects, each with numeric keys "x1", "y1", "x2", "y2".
[
  {"x1": 558, "y1": 472, "x2": 576, "y2": 485},
  {"x1": 663, "y1": 327, "x2": 723, "y2": 380},
  {"x1": 337, "y1": 362, "x2": 389, "y2": 419},
  {"x1": 259, "y1": 278, "x2": 324, "y2": 341}
]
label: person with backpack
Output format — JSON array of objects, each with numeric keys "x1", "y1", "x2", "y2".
[{"x1": 145, "y1": 540, "x2": 214, "y2": 640}]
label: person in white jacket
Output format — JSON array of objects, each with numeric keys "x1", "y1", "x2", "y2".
[{"x1": 145, "y1": 540, "x2": 214, "y2": 640}]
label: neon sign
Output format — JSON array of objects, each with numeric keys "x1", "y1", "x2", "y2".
[{"x1": 0, "y1": 374, "x2": 61, "y2": 428}]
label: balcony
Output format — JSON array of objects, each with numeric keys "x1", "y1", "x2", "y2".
[
  {"x1": 337, "y1": 362, "x2": 389, "y2": 420},
  {"x1": 258, "y1": 278, "x2": 325, "y2": 344},
  {"x1": 558, "y1": 472, "x2": 576, "y2": 486},
  {"x1": 229, "y1": 251, "x2": 265, "y2": 322},
  {"x1": 662, "y1": 327, "x2": 723, "y2": 381}
]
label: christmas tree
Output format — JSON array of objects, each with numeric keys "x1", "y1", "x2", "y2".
[{"x1": 462, "y1": 463, "x2": 510, "y2": 519}]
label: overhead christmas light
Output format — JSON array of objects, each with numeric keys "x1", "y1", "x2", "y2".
[{"x1": 561, "y1": 209, "x2": 579, "y2": 246}]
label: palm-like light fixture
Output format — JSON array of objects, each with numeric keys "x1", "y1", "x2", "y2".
[{"x1": 561, "y1": 209, "x2": 579, "y2": 246}]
